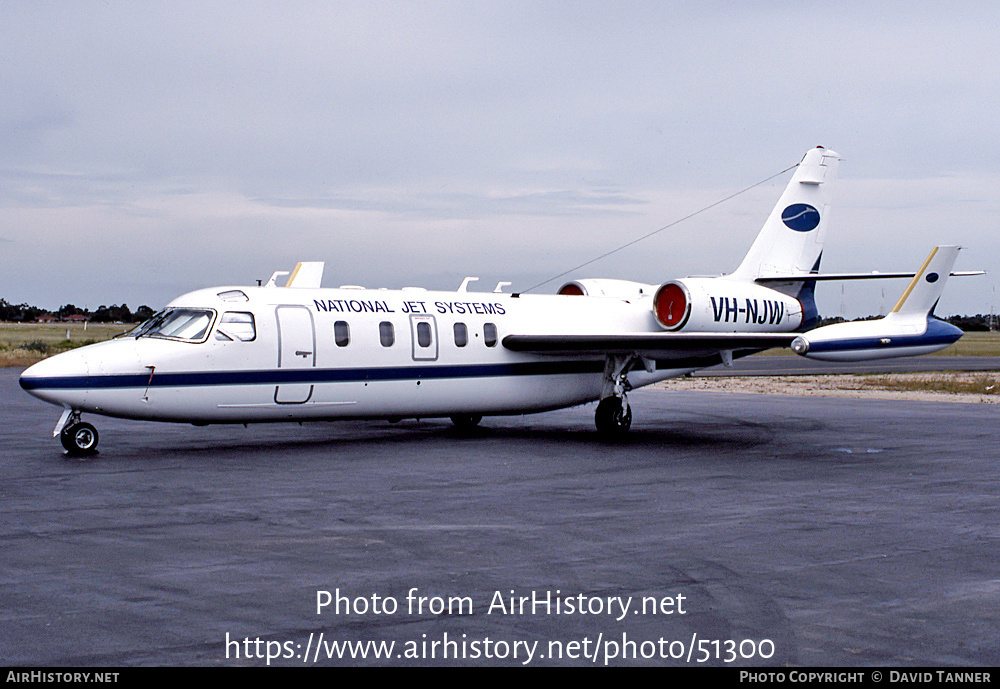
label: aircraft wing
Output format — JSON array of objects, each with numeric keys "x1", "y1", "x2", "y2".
[{"x1": 501, "y1": 332, "x2": 795, "y2": 358}]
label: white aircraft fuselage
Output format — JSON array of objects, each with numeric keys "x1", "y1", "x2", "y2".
[
  {"x1": 20, "y1": 285, "x2": 725, "y2": 424},
  {"x1": 19, "y1": 147, "x2": 975, "y2": 454}
]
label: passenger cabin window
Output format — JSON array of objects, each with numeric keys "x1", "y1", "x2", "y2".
[
  {"x1": 454, "y1": 322, "x2": 468, "y2": 347},
  {"x1": 416, "y1": 321, "x2": 432, "y2": 347},
  {"x1": 214, "y1": 312, "x2": 256, "y2": 341},
  {"x1": 484, "y1": 323, "x2": 498, "y2": 347},
  {"x1": 334, "y1": 321, "x2": 350, "y2": 347},
  {"x1": 379, "y1": 321, "x2": 395, "y2": 347}
]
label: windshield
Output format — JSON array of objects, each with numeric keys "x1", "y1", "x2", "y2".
[{"x1": 130, "y1": 308, "x2": 216, "y2": 342}]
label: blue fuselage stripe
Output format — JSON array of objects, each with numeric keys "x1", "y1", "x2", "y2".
[{"x1": 19, "y1": 360, "x2": 606, "y2": 392}]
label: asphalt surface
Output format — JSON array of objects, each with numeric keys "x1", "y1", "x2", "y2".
[
  {"x1": 698, "y1": 355, "x2": 1000, "y2": 376},
  {"x1": 2, "y1": 366, "x2": 999, "y2": 667}
]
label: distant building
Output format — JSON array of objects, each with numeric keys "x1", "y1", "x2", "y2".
[{"x1": 34, "y1": 314, "x2": 90, "y2": 323}]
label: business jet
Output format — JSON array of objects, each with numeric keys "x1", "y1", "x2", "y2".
[{"x1": 20, "y1": 147, "x2": 979, "y2": 455}]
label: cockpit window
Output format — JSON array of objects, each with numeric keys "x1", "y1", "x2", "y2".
[
  {"x1": 132, "y1": 308, "x2": 216, "y2": 342},
  {"x1": 214, "y1": 312, "x2": 256, "y2": 341}
]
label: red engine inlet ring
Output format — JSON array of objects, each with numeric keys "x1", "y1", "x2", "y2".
[
  {"x1": 557, "y1": 283, "x2": 585, "y2": 296},
  {"x1": 654, "y1": 283, "x2": 689, "y2": 329}
]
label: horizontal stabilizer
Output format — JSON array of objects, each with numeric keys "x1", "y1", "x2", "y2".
[{"x1": 756, "y1": 270, "x2": 983, "y2": 283}]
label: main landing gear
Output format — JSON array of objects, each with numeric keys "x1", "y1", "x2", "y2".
[
  {"x1": 56, "y1": 410, "x2": 99, "y2": 456},
  {"x1": 595, "y1": 396, "x2": 632, "y2": 435},
  {"x1": 450, "y1": 414, "x2": 483, "y2": 430},
  {"x1": 595, "y1": 354, "x2": 636, "y2": 436}
]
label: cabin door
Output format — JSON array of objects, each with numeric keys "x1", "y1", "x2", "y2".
[
  {"x1": 275, "y1": 305, "x2": 316, "y2": 404},
  {"x1": 409, "y1": 315, "x2": 438, "y2": 361}
]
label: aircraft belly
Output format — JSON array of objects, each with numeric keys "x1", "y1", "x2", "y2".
[
  {"x1": 305, "y1": 373, "x2": 605, "y2": 418},
  {"x1": 67, "y1": 356, "x2": 701, "y2": 423},
  {"x1": 73, "y1": 370, "x2": 607, "y2": 423}
]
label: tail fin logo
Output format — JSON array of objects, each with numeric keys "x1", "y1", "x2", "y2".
[{"x1": 781, "y1": 203, "x2": 821, "y2": 232}]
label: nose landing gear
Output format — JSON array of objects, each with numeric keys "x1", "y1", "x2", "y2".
[{"x1": 56, "y1": 410, "x2": 99, "y2": 456}]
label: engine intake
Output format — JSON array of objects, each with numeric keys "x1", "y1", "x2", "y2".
[
  {"x1": 557, "y1": 279, "x2": 658, "y2": 299},
  {"x1": 652, "y1": 278, "x2": 803, "y2": 332},
  {"x1": 653, "y1": 282, "x2": 691, "y2": 329}
]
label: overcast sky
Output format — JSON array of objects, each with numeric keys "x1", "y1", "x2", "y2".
[{"x1": 3, "y1": 1, "x2": 998, "y2": 317}]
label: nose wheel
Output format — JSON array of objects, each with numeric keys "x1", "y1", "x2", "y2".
[{"x1": 57, "y1": 411, "x2": 99, "y2": 456}]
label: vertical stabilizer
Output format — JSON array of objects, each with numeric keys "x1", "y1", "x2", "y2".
[{"x1": 731, "y1": 147, "x2": 840, "y2": 281}]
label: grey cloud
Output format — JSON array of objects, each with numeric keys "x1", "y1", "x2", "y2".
[
  {"x1": 2, "y1": 2, "x2": 999, "y2": 312},
  {"x1": 254, "y1": 189, "x2": 645, "y2": 219}
]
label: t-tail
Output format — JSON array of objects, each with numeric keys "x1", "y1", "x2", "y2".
[
  {"x1": 651, "y1": 147, "x2": 839, "y2": 333},
  {"x1": 790, "y1": 246, "x2": 965, "y2": 361},
  {"x1": 730, "y1": 146, "x2": 840, "y2": 282},
  {"x1": 724, "y1": 146, "x2": 840, "y2": 330}
]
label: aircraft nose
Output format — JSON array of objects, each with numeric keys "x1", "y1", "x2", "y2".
[{"x1": 19, "y1": 348, "x2": 91, "y2": 406}]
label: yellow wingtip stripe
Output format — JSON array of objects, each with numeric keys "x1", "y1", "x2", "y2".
[
  {"x1": 285, "y1": 262, "x2": 303, "y2": 288},
  {"x1": 890, "y1": 247, "x2": 938, "y2": 313}
]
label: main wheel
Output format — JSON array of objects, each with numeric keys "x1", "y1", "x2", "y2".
[
  {"x1": 450, "y1": 413, "x2": 483, "y2": 429},
  {"x1": 60, "y1": 422, "x2": 99, "y2": 456},
  {"x1": 595, "y1": 397, "x2": 632, "y2": 435}
]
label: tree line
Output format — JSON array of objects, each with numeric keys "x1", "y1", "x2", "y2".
[
  {"x1": 944, "y1": 314, "x2": 998, "y2": 332},
  {"x1": 812, "y1": 314, "x2": 997, "y2": 331},
  {"x1": 0, "y1": 299, "x2": 155, "y2": 324}
]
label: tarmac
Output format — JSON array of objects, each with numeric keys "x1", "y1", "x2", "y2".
[
  {"x1": 696, "y1": 355, "x2": 1000, "y2": 376},
  {"x1": 2, "y1": 366, "x2": 999, "y2": 666}
]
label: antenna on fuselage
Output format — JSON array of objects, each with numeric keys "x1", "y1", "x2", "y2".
[
  {"x1": 517, "y1": 161, "x2": 798, "y2": 294},
  {"x1": 265, "y1": 271, "x2": 289, "y2": 287},
  {"x1": 458, "y1": 277, "x2": 479, "y2": 292}
]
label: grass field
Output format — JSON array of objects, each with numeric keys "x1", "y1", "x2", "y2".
[
  {"x1": 0, "y1": 322, "x2": 135, "y2": 367},
  {"x1": 924, "y1": 330, "x2": 1000, "y2": 356},
  {"x1": 3, "y1": 322, "x2": 999, "y2": 367},
  {"x1": 858, "y1": 372, "x2": 1000, "y2": 395}
]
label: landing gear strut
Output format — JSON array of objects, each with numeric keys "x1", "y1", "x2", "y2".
[
  {"x1": 57, "y1": 410, "x2": 99, "y2": 456},
  {"x1": 595, "y1": 354, "x2": 637, "y2": 436}
]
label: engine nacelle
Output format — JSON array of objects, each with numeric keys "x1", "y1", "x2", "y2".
[
  {"x1": 652, "y1": 278, "x2": 803, "y2": 332},
  {"x1": 558, "y1": 279, "x2": 659, "y2": 299},
  {"x1": 790, "y1": 318, "x2": 963, "y2": 361}
]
